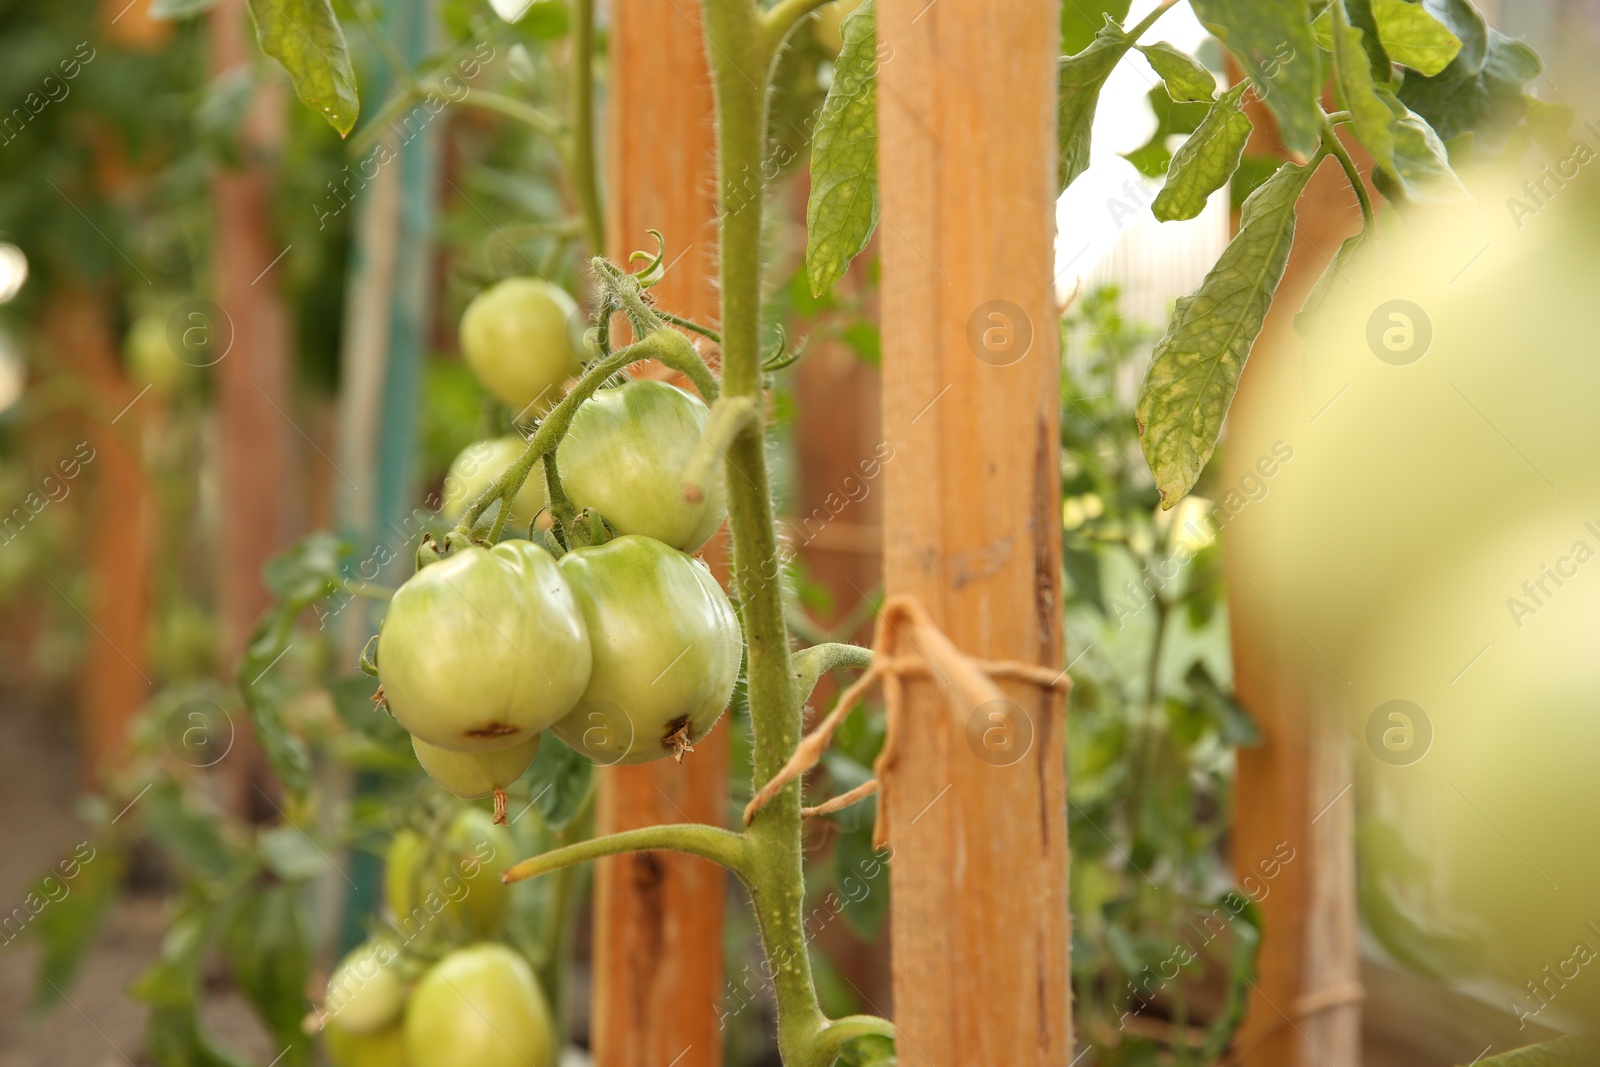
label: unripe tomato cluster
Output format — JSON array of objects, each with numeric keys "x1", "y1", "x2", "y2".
[
  {"x1": 377, "y1": 277, "x2": 743, "y2": 807},
  {"x1": 319, "y1": 809, "x2": 555, "y2": 1067}
]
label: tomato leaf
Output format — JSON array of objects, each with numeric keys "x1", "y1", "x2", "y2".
[
  {"x1": 1397, "y1": 1, "x2": 1541, "y2": 156},
  {"x1": 219, "y1": 886, "x2": 311, "y2": 1057},
  {"x1": 1123, "y1": 86, "x2": 1212, "y2": 178},
  {"x1": 1190, "y1": 0, "x2": 1323, "y2": 159},
  {"x1": 245, "y1": 0, "x2": 359, "y2": 138},
  {"x1": 1371, "y1": 0, "x2": 1460, "y2": 76},
  {"x1": 1137, "y1": 42, "x2": 1216, "y2": 102},
  {"x1": 1062, "y1": 0, "x2": 1131, "y2": 54},
  {"x1": 527, "y1": 734, "x2": 593, "y2": 832},
  {"x1": 1472, "y1": 1035, "x2": 1600, "y2": 1067},
  {"x1": 1374, "y1": 88, "x2": 1473, "y2": 204},
  {"x1": 28, "y1": 844, "x2": 122, "y2": 1008},
  {"x1": 1136, "y1": 158, "x2": 1318, "y2": 506},
  {"x1": 805, "y1": 0, "x2": 879, "y2": 297},
  {"x1": 1152, "y1": 83, "x2": 1252, "y2": 222},
  {"x1": 1331, "y1": 2, "x2": 1395, "y2": 169},
  {"x1": 1293, "y1": 231, "x2": 1368, "y2": 335},
  {"x1": 1058, "y1": 20, "x2": 1133, "y2": 192}
]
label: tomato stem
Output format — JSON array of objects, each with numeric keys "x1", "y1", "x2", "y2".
[
  {"x1": 500, "y1": 823, "x2": 750, "y2": 884},
  {"x1": 703, "y1": 0, "x2": 891, "y2": 1062},
  {"x1": 453, "y1": 328, "x2": 706, "y2": 537}
]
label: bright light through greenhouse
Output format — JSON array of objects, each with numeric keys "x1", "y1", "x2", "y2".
[
  {"x1": 1053, "y1": 1, "x2": 1224, "y2": 302},
  {"x1": 0, "y1": 330, "x2": 23, "y2": 414},
  {"x1": 0, "y1": 244, "x2": 27, "y2": 304}
]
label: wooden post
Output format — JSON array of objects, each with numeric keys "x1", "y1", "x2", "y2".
[
  {"x1": 877, "y1": 0, "x2": 1069, "y2": 1062},
  {"x1": 591, "y1": 4, "x2": 726, "y2": 1065},
  {"x1": 1224, "y1": 92, "x2": 1366, "y2": 1066},
  {"x1": 210, "y1": 0, "x2": 296, "y2": 813},
  {"x1": 45, "y1": 290, "x2": 154, "y2": 780}
]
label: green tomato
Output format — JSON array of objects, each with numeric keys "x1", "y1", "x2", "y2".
[
  {"x1": 441, "y1": 437, "x2": 547, "y2": 530},
  {"x1": 325, "y1": 1021, "x2": 410, "y2": 1067},
  {"x1": 378, "y1": 540, "x2": 590, "y2": 751},
  {"x1": 460, "y1": 278, "x2": 585, "y2": 418},
  {"x1": 124, "y1": 313, "x2": 197, "y2": 394},
  {"x1": 405, "y1": 944, "x2": 554, "y2": 1067},
  {"x1": 322, "y1": 939, "x2": 405, "y2": 1034},
  {"x1": 385, "y1": 807, "x2": 515, "y2": 939},
  {"x1": 550, "y1": 535, "x2": 742, "y2": 765},
  {"x1": 556, "y1": 379, "x2": 728, "y2": 552},
  {"x1": 412, "y1": 733, "x2": 539, "y2": 800}
]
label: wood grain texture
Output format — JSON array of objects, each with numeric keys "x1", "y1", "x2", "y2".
[
  {"x1": 1224, "y1": 80, "x2": 1364, "y2": 1067},
  {"x1": 592, "y1": 4, "x2": 726, "y2": 1066},
  {"x1": 876, "y1": 1, "x2": 1070, "y2": 1062}
]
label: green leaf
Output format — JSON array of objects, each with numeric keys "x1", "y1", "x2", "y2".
[
  {"x1": 526, "y1": 735, "x2": 593, "y2": 832},
  {"x1": 1375, "y1": 88, "x2": 1473, "y2": 204},
  {"x1": 238, "y1": 605, "x2": 314, "y2": 795},
  {"x1": 1059, "y1": 20, "x2": 1134, "y2": 192},
  {"x1": 130, "y1": 910, "x2": 210, "y2": 1008},
  {"x1": 1190, "y1": 0, "x2": 1324, "y2": 158},
  {"x1": 1063, "y1": 0, "x2": 1131, "y2": 54},
  {"x1": 834, "y1": 823, "x2": 891, "y2": 941},
  {"x1": 1473, "y1": 1035, "x2": 1600, "y2": 1067},
  {"x1": 219, "y1": 886, "x2": 311, "y2": 1056},
  {"x1": 1398, "y1": 1, "x2": 1541, "y2": 156},
  {"x1": 246, "y1": 0, "x2": 360, "y2": 138},
  {"x1": 1185, "y1": 661, "x2": 1261, "y2": 747},
  {"x1": 150, "y1": 0, "x2": 219, "y2": 18},
  {"x1": 328, "y1": 673, "x2": 412, "y2": 752},
  {"x1": 1331, "y1": 2, "x2": 1395, "y2": 169},
  {"x1": 1138, "y1": 42, "x2": 1217, "y2": 102},
  {"x1": 262, "y1": 531, "x2": 350, "y2": 602},
  {"x1": 1122, "y1": 86, "x2": 1213, "y2": 179},
  {"x1": 1152, "y1": 83, "x2": 1253, "y2": 222},
  {"x1": 805, "y1": 0, "x2": 879, "y2": 297},
  {"x1": 1371, "y1": 0, "x2": 1460, "y2": 76},
  {"x1": 28, "y1": 844, "x2": 122, "y2": 1008},
  {"x1": 145, "y1": 786, "x2": 236, "y2": 878},
  {"x1": 1136, "y1": 158, "x2": 1318, "y2": 506},
  {"x1": 257, "y1": 826, "x2": 333, "y2": 881},
  {"x1": 1293, "y1": 231, "x2": 1367, "y2": 335}
]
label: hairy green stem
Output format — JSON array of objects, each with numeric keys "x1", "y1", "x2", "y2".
[
  {"x1": 762, "y1": 0, "x2": 837, "y2": 47},
  {"x1": 705, "y1": 1, "x2": 879, "y2": 1063},
  {"x1": 790, "y1": 642, "x2": 873, "y2": 706},
  {"x1": 1322, "y1": 117, "x2": 1375, "y2": 230},
  {"x1": 501, "y1": 823, "x2": 748, "y2": 883},
  {"x1": 683, "y1": 396, "x2": 758, "y2": 503},
  {"x1": 455, "y1": 329, "x2": 709, "y2": 533}
]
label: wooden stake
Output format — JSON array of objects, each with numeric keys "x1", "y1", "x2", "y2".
[
  {"x1": 592, "y1": 4, "x2": 726, "y2": 1065},
  {"x1": 877, "y1": 0, "x2": 1069, "y2": 1061}
]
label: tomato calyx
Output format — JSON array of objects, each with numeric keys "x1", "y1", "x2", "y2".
[{"x1": 663, "y1": 716, "x2": 695, "y2": 763}]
